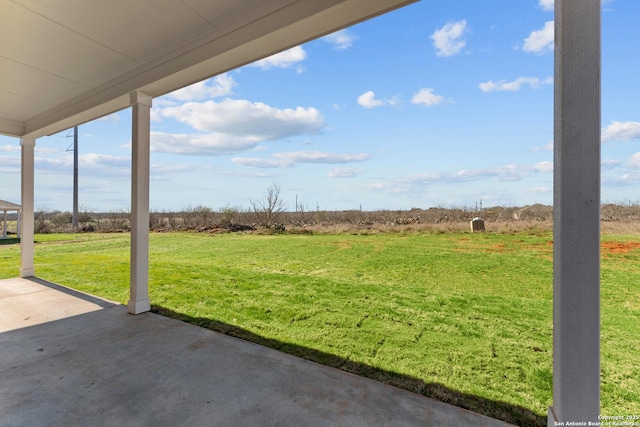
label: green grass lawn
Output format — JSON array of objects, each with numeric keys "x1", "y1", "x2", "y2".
[{"x1": 1, "y1": 230, "x2": 638, "y2": 426}]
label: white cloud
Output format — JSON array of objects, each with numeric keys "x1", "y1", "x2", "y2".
[
  {"x1": 539, "y1": 0, "x2": 554, "y2": 11},
  {"x1": 533, "y1": 161, "x2": 553, "y2": 173},
  {"x1": 0, "y1": 145, "x2": 20, "y2": 152},
  {"x1": 150, "y1": 163, "x2": 209, "y2": 175},
  {"x1": 77, "y1": 153, "x2": 131, "y2": 177},
  {"x1": 249, "y1": 46, "x2": 306, "y2": 70},
  {"x1": 357, "y1": 91, "x2": 385, "y2": 109},
  {"x1": 327, "y1": 167, "x2": 365, "y2": 178},
  {"x1": 97, "y1": 113, "x2": 121, "y2": 123},
  {"x1": 629, "y1": 153, "x2": 640, "y2": 169},
  {"x1": 479, "y1": 76, "x2": 553, "y2": 92},
  {"x1": 33, "y1": 157, "x2": 71, "y2": 174},
  {"x1": 602, "y1": 121, "x2": 640, "y2": 142},
  {"x1": 80, "y1": 153, "x2": 129, "y2": 170},
  {"x1": 275, "y1": 151, "x2": 371, "y2": 164},
  {"x1": 166, "y1": 74, "x2": 235, "y2": 101},
  {"x1": 28, "y1": 153, "x2": 130, "y2": 178},
  {"x1": 431, "y1": 20, "x2": 468, "y2": 57},
  {"x1": 150, "y1": 107, "x2": 163, "y2": 123},
  {"x1": 322, "y1": 29, "x2": 357, "y2": 50},
  {"x1": 154, "y1": 98, "x2": 325, "y2": 156},
  {"x1": 231, "y1": 157, "x2": 286, "y2": 168},
  {"x1": 603, "y1": 151, "x2": 640, "y2": 186},
  {"x1": 602, "y1": 159, "x2": 622, "y2": 170},
  {"x1": 357, "y1": 91, "x2": 384, "y2": 109},
  {"x1": 602, "y1": 172, "x2": 640, "y2": 186},
  {"x1": 151, "y1": 131, "x2": 259, "y2": 156},
  {"x1": 369, "y1": 161, "x2": 553, "y2": 193},
  {"x1": 532, "y1": 186, "x2": 551, "y2": 194},
  {"x1": 34, "y1": 146, "x2": 62, "y2": 154},
  {"x1": 161, "y1": 99, "x2": 324, "y2": 141},
  {"x1": 411, "y1": 88, "x2": 444, "y2": 106},
  {"x1": 233, "y1": 150, "x2": 372, "y2": 169},
  {"x1": 533, "y1": 140, "x2": 554, "y2": 151},
  {"x1": 523, "y1": 21, "x2": 554, "y2": 55},
  {"x1": 0, "y1": 155, "x2": 20, "y2": 172}
]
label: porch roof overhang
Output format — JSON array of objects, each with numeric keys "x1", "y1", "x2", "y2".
[
  {"x1": 1, "y1": 0, "x2": 416, "y2": 140},
  {"x1": 5, "y1": 1, "x2": 604, "y2": 423},
  {"x1": 0, "y1": 199, "x2": 21, "y2": 211}
]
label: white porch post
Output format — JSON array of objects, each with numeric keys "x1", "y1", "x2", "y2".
[
  {"x1": 20, "y1": 137, "x2": 35, "y2": 278},
  {"x1": 550, "y1": 0, "x2": 601, "y2": 425},
  {"x1": 128, "y1": 92, "x2": 152, "y2": 314}
]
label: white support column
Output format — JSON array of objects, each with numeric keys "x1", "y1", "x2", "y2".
[
  {"x1": 550, "y1": 0, "x2": 601, "y2": 425},
  {"x1": 20, "y1": 137, "x2": 35, "y2": 278},
  {"x1": 128, "y1": 92, "x2": 152, "y2": 314}
]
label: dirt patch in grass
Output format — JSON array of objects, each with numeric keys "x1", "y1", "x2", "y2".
[
  {"x1": 456, "y1": 243, "x2": 508, "y2": 253},
  {"x1": 602, "y1": 241, "x2": 640, "y2": 254},
  {"x1": 330, "y1": 241, "x2": 353, "y2": 251}
]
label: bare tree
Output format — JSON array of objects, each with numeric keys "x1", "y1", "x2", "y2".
[
  {"x1": 296, "y1": 199, "x2": 309, "y2": 226},
  {"x1": 34, "y1": 207, "x2": 51, "y2": 233},
  {"x1": 181, "y1": 204, "x2": 213, "y2": 229},
  {"x1": 250, "y1": 182, "x2": 287, "y2": 228},
  {"x1": 219, "y1": 204, "x2": 242, "y2": 227}
]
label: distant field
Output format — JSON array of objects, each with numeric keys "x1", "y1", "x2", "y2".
[{"x1": 1, "y1": 230, "x2": 638, "y2": 426}]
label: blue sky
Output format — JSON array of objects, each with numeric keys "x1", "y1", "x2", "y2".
[{"x1": 2, "y1": 0, "x2": 640, "y2": 212}]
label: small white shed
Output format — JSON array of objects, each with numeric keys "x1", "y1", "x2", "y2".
[{"x1": 0, "y1": 200, "x2": 21, "y2": 239}]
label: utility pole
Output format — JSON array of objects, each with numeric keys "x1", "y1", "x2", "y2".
[{"x1": 72, "y1": 126, "x2": 78, "y2": 227}]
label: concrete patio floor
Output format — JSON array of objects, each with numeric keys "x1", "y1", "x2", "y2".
[{"x1": 0, "y1": 277, "x2": 514, "y2": 426}]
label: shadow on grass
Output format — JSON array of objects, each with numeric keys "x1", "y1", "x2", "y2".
[
  {"x1": 0, "y1": 237, "x2": 20, "y2": 245},
  {"x1": 152, "y1": 305, "x2": 545, "y2": 427}
]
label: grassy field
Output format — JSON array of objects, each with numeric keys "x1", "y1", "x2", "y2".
[{"x1": 0, "y1": 230, "x2": 638, "y2": 426}]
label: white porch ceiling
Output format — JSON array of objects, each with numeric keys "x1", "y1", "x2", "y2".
[{"x1": 0, "y1": 0, "x2": 416, "y2": 139}]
